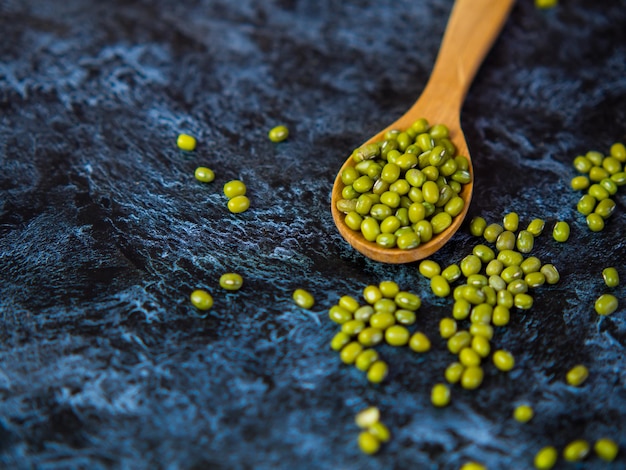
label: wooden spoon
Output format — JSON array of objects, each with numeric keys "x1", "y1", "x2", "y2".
[{"x1": 331, "y1": 0, "x2": 515, "y2": 264}]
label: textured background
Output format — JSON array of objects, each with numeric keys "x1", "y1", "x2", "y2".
[{"x1": 1, "y1": 0, "x2": 625, "y2": 469}]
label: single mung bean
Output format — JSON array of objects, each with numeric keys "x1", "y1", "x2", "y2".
[
  {"x1": 220, "y1": 273, "x2": 243, "y2": 291},
  {"x1": 190, "y1": 289, "x2": 213, "y2": 310},
  {"x1": 461, "y1": 254, "x2": 482, "y2": 277},
  {"x1": 369, "y1": 422, "x2": 391, "y2": 443},
  {"x1": 441, "y1": 264, "x2": 462, "y2": 283},
  {"x1": 534, "y1": 446, "x2": 558, "y2": 470},
  {"x1": 409, "y1": 331, "x2": 431, "y2": 353},
  {"x1": 467, "y1": 274, "x2": 488, "y2": 288},
  {"x1": 513, "y1": 404, "x2": 534, "y2": 423},
  {"x1": 370, "y1": 311, "x2": 396, "y2": 330},
  {"x1": 339, "y1": 295, "x2": 360, "y2": 313},
  {"x1": 599, "y1": 177, "x2": 618, "y2": 195},
  {"x1": 357, "y1": 431, "x2": 381, "y2": 455},
  {"x1": 370, "y1": 203, "x2": 392, "y2": 221},
  {"x1": 493, "y1": 350, "x2": 515, "y2": 372},
  {"x1": 503, "y1": 212, "x2": 519, "y2": 232},
  {"x1": 414, "y1": 220, "x2": 433, "y2": 242},
  {"x1": 611, "y1": 142, "x2": 626, "y2": 161},
  {"x1": 595, "y1": 198, "x2": 616, "y2": 218},
  {"x1": 430, "y1": 275, "x2": 451, "y2": 298},
  {"x1": 573, "y1": 155, "x2": 593, "y2": 173},
  {"x1": 345, "y1": 212, "x2": 363, "y2": 230},
  {"x1": 507, "y1": 279, "x2": 528, "y2": 295},
  {"x1": 329, "y1": 305, "x2": 352, "y2": 324},
  {"x1": 482, "y1": 285, "x2": 497, "y2": 306},
  {"x1": 526, "y1": 218, "x2": 546, "y2": 237},
  {"x1": 602, "y1": 267, "x2": 619, "y2": 287},
  {"x1": 525, "y1": 272, "x2": 546, "y2": 288},
  {"x1": 194, "y1": 166, "x2": 215, "y2": 183},
  {"x1": 461, "y1": 365, "x2": 484, "y2": 389},
  {"x1": 563, "y1": 439, "x2": 590, "y2": 462},
  {"x1": 292, "y1": 289, "x2": 315, "y2": 309},
  {"x1": 483, "y1": 223, "x2": 504, "y2": 243},
  {"x1": 470, "y1": 323, "x2": 494, "y2": 340},
  {"x1": 367, "y1": 361, "x2": 388, "y2": 383},
  {"x1": 516, "y1": 230, "x2": 534, "y2": 253},
  {"x1": 589, "y1": 165, "x2": 610, "y2": 182},
  {"x1": 445, "y1": 362, "x2": 464, "y2": 383},
  {"x1": 453, "y1": 299, "x2": 472, "y2": 320},
  {"x1": 227, "y1": 195, "x2": 250, "y2": 213},
  {"x1": 340, "y1": 342, "x2": 363, "y2": 364},
  {"x1": 444, "y1": 196, "x2": 465, "y2": 217},
  {"x1": 489, "y1": 274, "x2": 507, "y2": 292},
  {"x1": 431, "y1": 383, "x2": 451, "y2": 407},
  {"x1": 447, "y1": 331, "x2": 471, "y2": 354},
  {"x1": 177, "y1": 133, "x2": 197, "y2": 151},
  {"x1": 595, "y1": 293, "x2": 618, "y2": 315},
  {"x1": 331, "y1": 331, "x2": 352, "y2": 351},
  {"x1": 378, "y1": 280, "x2": 399, "y2": 298},
  {"x1": 337, "y1": 196, "x2": 357, "y2": 214},
  {"x1": 486, "y1": 259, "x2": 504, "y2": 276},
  {"x1": 460, "y1": 285, "x2": 486, "y2": 305},
  {"x1": 224, "y1": 180, "x2": 246, "y2": 198},
  {"x1": 431, "y1": 212, "x2": 452, "y2": 234},
  {"x1": 577, "y1": 194, "x2": 597, "y2": 215},
  {"x1": 501, "y1": 265, "x2": 524, "y2": 283},
  {"x1": 566, "y1": 364, "x2": 589, "y2": 386},
  {"x1": 459, "y1": 347, "x2": 481, "y2": 367},
  {"x1": 588, "y1": 183, "x2": 609, "y2": 200},
  {"x1": 355, "y1": 407, "x2": 380, "y2": 428},
  {"x1": 394, "y1": 291, "x2": 421, "y2": 311},
  {"x1": 496, "y1": 230, "x2": 517, "y2": 251},
  {"x1": 594, "y1": 438, "x2": 619, "y2": 462},
  {"x1": 385, "y1": 325, "x2": 410, "y2": 346},
  {"x1": 514, "y1": 293, "x2": 533, "y2": 310},
  {"x1": 354, "y1": 305, "x2": 375, "y2": 322},
  {"x1": 439, "y1": 317, "x2": 458, "y2": 339},
  {"x1": 570, "y1": 175, "x2": 590, "y2": 190},
  {"x1": 342, "y1": 320, "x2": 366, "y2": 336},
  {"x1": 498, "y1": 249, "x2": 524, "y2": 267},
  {"x1": 355, "y1": 349, "x2": 379, "y2": 371},
  {"x1": 470, "y1": 303, "x2": 492, "y2": 325},
  {"x1": 471, "y1": 335, "x2": 491, "y2": 358},
  {"x1": 586, "y1": 213, "x2": 605, "y2": 231},
  {"x1": 397, "y1": 231, "x2": 420, "y2": 249},
  {"x1": 611, "y1": 171, "x2": 626, "y2": 185},
  {"x1": 473, "y1": 244, "x2": 496, "y2": 263},
  {"x1": 586, "y1": 150, "x2": 604, "y2": 166},
  {"x1": 540, "y1": 264, "x2": 560, "y2": 284},
  {"x1": 552, "y1": 221, "x2": 570, "y2": 242},
  {"x1": 419, "y1": 259, "x2": 441, "y2": 278},
  {"x1": 374, "y1": 299, "x2": 397, "y2": 315},
  {"x1": 395, "y1": 309, "x2": 416, "y2": 325},
  {"x1": 492, "y1": 305, "x2": 511, "y2": 326},
  {"x1": 363, "y1": 285, "x2": 383, "y2": 304},
  {"x1": 469, "y1": 216, "x2": 487, "y2": 236},
  {"x1": 341, "y1": 167, "x2": 359, "y2": 185},
  {"x1": 268, "y1": 125, "x2": 289, "y2": 142},
  {"x1": 497, "y1": 290, "x2": 514, "y2": 308},
  {"x1": 602, "y1": 156, "x2": 623, "y2": 174},
  {"x1": 520, "y1": 256, "x2": 542, "y2": 274}
]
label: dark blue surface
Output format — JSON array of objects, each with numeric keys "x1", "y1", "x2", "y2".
[{"x1": 1, "y1": 0, "x2": 625, "y2": 469}]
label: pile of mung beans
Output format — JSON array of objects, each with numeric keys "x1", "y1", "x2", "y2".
[
  {"x1": 570, "y1": 142, "x2": 626, "y2": 232},
  {"x1": 335, "y1": 118, "x2": 470, "y2": 249}
]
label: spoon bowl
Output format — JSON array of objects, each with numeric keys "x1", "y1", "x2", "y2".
[{"x1": 331, "y1": 0, "x2": 515, "y2": 264}]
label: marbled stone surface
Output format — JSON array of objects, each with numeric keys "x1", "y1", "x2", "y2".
[{"x1": 1, "y1": 0, "x2": 625, "y2": 469}]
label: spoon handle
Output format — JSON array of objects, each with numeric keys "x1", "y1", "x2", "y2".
[{"x1": 413, "y1": 0, "x2": 515, "y2": 118}]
